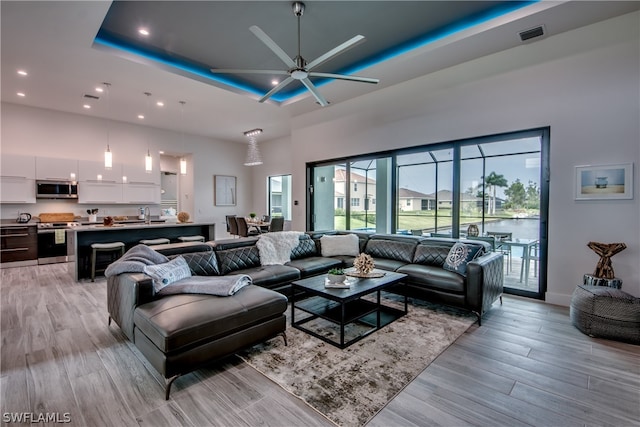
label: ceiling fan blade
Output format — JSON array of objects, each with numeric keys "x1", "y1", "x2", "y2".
[
  {"x1": 210, "y1": 69, "x2": 288, "y2": 75},
  {"x1": 301, "y1": 78, "x2": 328, "y2": 107},
  {"x1": 249, "y1": 25, "x2": 297, "y2": 69},
  {"x1": 259, "y1": 77, "x2": 295, "y2": 103},
  {"x1": 306, "y1": 35, "x2": 366, "y2": 70},
  {"x1": 308, "y1": 72, "x2": 379, "y2": 84}
]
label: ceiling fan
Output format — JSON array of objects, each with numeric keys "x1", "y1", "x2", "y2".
[{"x1": 210, "y1": 1, "x2": 379, "y2": 107}]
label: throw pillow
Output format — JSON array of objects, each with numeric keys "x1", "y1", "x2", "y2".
[
  {"x1": 320, "y1": 234, "x2": 360, "y2": 257},
  {"x1": 143, "y1": 255, "x2": 192, "y2": 293},
  {"x1": 443, "y1": 242, "x2": 483, "y2": 276},
  {"x1": 170, "y1": 251, "x2": 220, "y2": 276}
]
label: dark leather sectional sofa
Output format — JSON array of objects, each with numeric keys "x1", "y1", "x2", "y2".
[{"x1": 107, "y1": 232, "x2": 503, "y2": 398}]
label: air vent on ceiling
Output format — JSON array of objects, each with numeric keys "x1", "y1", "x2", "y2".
[
  {"x1": 519, "y1": 25, "x2": 545, "y2": 42},
  {"x1": 83, "y1": 94, "x2": 100, "y2": 100}
]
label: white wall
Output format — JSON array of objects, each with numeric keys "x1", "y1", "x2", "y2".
[
  {"x1": 0, "y1": 103, "x2": 251, "y2": 239},
  {"x1": 261, "y1": 12, "x2": 640, "y2": 304}
]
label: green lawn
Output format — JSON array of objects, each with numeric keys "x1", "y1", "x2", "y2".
[{"x1": 332, "y1": 209, "x2": 534, "y2": 232}]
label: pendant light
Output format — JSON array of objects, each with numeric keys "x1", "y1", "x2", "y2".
[
  {"x1": 103, "y1": 82, "x2": 112, "y2": 170},
  {"x1": 179, "y1": 100, "x2": 187, "y2": 175},
  {"x1": 243, "y1": 128, "x2": 263, "y2": 166},
  {"x1": 143, "y1": 92, "x2": 153, "y2": 173}
]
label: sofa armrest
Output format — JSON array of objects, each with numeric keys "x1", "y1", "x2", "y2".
[
  {"x1": 465, "y1": 251, "x2": 504, "y2": 317},
  {"x1": 107, "y1": 273, "x2": 154, "y2": 341}
]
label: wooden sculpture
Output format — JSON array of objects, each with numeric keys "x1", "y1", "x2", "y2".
[{"x1": 587, "y1": 241, "x2": 626, "y2": 279}]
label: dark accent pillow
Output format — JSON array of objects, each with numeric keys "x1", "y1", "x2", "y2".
[
  {"x1": 181, "y1": 251, "x2": 220, "y2": 276},
  {"x1": 443, "y1": 242, "x2": 483, "y2": 276}
]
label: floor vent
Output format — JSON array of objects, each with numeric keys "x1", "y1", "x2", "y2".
[{"x1": 519, "y1": 25, "x2": 545, "y2": 42}]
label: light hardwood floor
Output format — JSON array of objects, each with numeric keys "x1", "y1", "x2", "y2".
[{"x1": 1, "y1": 263, "x2": 638, "y2": 426}]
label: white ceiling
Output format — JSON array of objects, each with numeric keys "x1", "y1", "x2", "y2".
[{"x1": 2, "y1": 1, "x2": 638, "y2": 144}]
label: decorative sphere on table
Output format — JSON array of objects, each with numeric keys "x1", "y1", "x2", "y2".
[
  {"x1": 177, "y1": 211, "x2": 190, "y2": 223},
  {"x1": 354, "y1": 253, "x2": 375, "y2": 275}
]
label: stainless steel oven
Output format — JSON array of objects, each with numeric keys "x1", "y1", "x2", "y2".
[{"x1": 37, "y1": 222, "x2": 78, "y2": 264}]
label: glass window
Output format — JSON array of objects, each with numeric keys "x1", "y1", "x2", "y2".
[
  {"x1": 268, "y1": 175, "x2": 291, "y2": 220},
  {"x1": 308, "y1": 127, "x2": 548, "y2": 300}
]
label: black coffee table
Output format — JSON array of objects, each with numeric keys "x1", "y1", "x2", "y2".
[{"x1": 291, "y1": 270, "x2": 408, "y2": 348}]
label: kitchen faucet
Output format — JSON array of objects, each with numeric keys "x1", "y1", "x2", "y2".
[{"x1": 144, "y1": 206, "x2": 150, "y2": 224}]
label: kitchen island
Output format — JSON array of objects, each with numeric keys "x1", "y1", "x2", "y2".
[{"x1": 69, "y1": 221, "x2": 215, "y2": 281}]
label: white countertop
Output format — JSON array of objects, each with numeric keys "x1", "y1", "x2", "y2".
[{"x1": 72, "y1": 221, "x2": 212, "y2": 232}]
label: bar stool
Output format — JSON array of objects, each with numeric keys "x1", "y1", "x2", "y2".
[
  {"x1": 140, "y1": 238, "x2": 171, "y2": 246},
  {"x1": 91, "y1": 242, "x2": 125, "y2": 282},
  {"x1": 178, "y1": 235, "x2": 205, "y2": 243}
]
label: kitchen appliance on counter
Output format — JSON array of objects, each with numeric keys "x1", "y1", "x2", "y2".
[
  {"x1": 16, "y1": 213, "x2": 31, "y2": 223},
  {"x1": 36, "y1": 213, "x2": 80, "y2": 265}
]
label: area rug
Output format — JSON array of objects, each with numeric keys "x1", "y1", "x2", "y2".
[{"x1": 238, "y1": 297, "x2": 476, "y2": 427}]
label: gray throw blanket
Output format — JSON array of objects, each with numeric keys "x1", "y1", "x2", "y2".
[
  {"x1": 105, "y1": 244, "x2": 169, "y2": 278},
  {"x1": 157, "y1": 274, "x2": 252, "y2": 297}
]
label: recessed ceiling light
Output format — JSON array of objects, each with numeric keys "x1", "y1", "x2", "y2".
[
  {"x1": 138, "y1": 114, "x2": 145, "y2": 119},
  {"x1": 83, "y1": 104, "x2": 91, "y2": 109},
  {"x1": 156, "y1": 101, "x2": 164, "y2": 107},
  {"x1": 17, "y1": 92, "x2": 25, "y2": 97},
  {"x1": 17, "y1": 70, "x2": 27, "y2": 76},
  {"x1": 138, "y1": 28, "x2": 150, "y2": 36},
  {"x1": 95, "y1": 87, "x2": 104, "y2": 93},
  {"x1": 271, "y1": 79, "x2": 279, "y2": 86},
  {"x1": 159, "y1": 151, "x2": 165, "y2": 154}
]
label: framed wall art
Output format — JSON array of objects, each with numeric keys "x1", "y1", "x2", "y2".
[
  {"x1": 575, "y1": 163, "x2": 633, "y2": 200},
  {"x1": 214, "y1": 175, "x2": 236, "y2": 206}
]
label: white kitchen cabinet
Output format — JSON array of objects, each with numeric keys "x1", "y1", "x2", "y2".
[
  {"x1": 1, "y1": 154, "x2": 36, "y2": 203},
  {"x1": 78, "y1": 181, "x2": 123, "y2": 204},
  {"x1": 1, "y1": 154, "x2": 36, "y2": 179},
  {"x1": 78, "y1": 160, "x2": 124, "y2": 183},
  {"x1": 122, "y1": 161, "x2": 161, "y2": 185},
  {"x1": 0, "y1": 176, "x2": 36, "y2": 203},
  {"x1": 123, "y1": 183, "x2": 161, "y2": 204},
  {"x1": 36, "y1": 157, "x2": 78, "y2": 181}
]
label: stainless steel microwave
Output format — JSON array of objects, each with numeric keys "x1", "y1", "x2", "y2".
[{"x1": 36, "y1": 180, "x2": 78, "y2": 199}]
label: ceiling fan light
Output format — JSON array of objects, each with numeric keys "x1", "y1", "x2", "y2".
[{"x1": 291, "y1": 69, "x2": 308, "y2": 80}]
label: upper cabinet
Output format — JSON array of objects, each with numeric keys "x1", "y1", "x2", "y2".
[
  {"x1": 122, "y1": 162, "x2": 161, "y2": 185},
  {"x1": 0, "y1": 154, "x2": 36, "y2": 203},
  {"x1": 36, "y1": 157, "x2": 78, "y2": 181},
  {"x1": 78, "y1": 160, "x2": 124, "y2": 183}
]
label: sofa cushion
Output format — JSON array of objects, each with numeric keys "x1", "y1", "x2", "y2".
[
  {"x1": 143, "y1": 256, "x2": 192, "y2": 293},
  {"x1": 369, "y1": 258, "x2": 408, "y2": 272},
  {"x1": 365, "y1": 239, "x2": 416, "y2": 263},
  {"x1": 320, "y1": 234, "x2": 360, "y2": 257},
  {"x1": 396, "y1": 264, "x2": 466, "y2": 294},
  {"x1": 232, "y1": 264, "x2": 301, "y2": 289},
  {"x1": 287, "y1": 256, "x2": 343, "y2": 277},
  {"x1": 169, "y1": 251, "x2": 220, "y2": 276},
  {"x1": 217, "y1": 245, "x2": 261, "y2": 275},
  {"x1": 290, "y1": 236, "x2": 318, "y2": 260},
  {"x1": 443, "y1": 242, "x2": 484, "y2": 276},
  {"x1": 133, "y1": 285, "x2": 287, "y2": 353},
  {"x1": 413, "y1": 244, "x2": 451, "y2": 267}
]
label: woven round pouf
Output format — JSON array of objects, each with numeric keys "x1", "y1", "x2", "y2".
[{"x1": 570, "y1": 285, "x2": 640, "y2": 344}]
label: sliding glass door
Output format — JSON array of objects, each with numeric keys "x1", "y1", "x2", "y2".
[{"x1": 307, "y1": 128, "x2": 548, "y2": 299}]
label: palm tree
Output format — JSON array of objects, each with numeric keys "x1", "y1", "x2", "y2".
[{"x1": 485, "y1": 171, "x2": 508, "y2": 215}]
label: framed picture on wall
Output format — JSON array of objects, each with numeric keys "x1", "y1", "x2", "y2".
[
  {"x1": 214, "y1": 175, "x2": 236, "y2": 206},
  {"x1": 575, "y1": 163, "x2": 633, "y2": 200}
]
